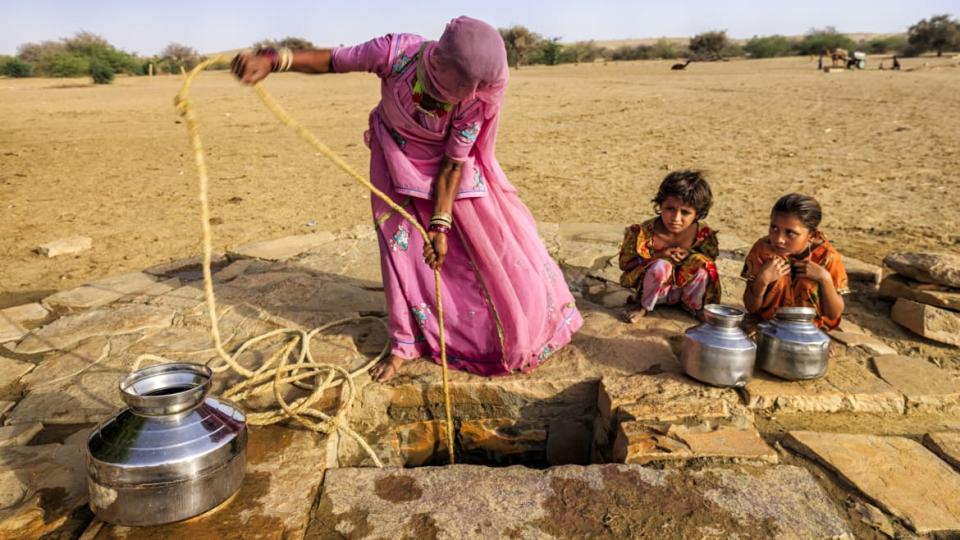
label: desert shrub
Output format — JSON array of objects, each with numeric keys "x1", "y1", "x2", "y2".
[
  {"x1": 203, "y1": 57, "x2": 233, "y2": 70},
  {"x1": 793, "y1": 27, "x2": 856, "y2": 56},
  {"x1": 861, "y1": 36, "x2": 908, "y2": 54},
  {"x1": 611, "y1": 45, "x2": 653, "y2": 61},
  {"x1": 499, "y1": 26, "x2": 543, "y2": 68},
  {"x1": 43, "y1": 53, "x2": 91, "y2": 77},
  {"x1": 253, "y1": 37, "x2": 315, "y2": 50},
  {"x1": 159, "y1": 42, "x2": 200, "y2": 73},
  {"x1": 908, "y1": 14, "x2": 960, "y2": 56},
  {"x1": 17, "y1": 32, "x2": 141, "y2": 77},
  {"x1": 89, "y1": 58, "x2": 114, "y2": 84},
  {"x1": 651, "y1": 39, "x2": 685, "y2": 59},
  {"x1": 744, "y1": 35, "x2": 793, "y2": 58},
  {"x1": 689, "y1": 30, "x2": 729, "y2": 60},
  {"x1": 0, "y1": 56, "x2": 32, "y2": 77}
]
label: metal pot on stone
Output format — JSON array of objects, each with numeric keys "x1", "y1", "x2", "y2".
[
  {"x1": 680, "y1": 304, "x2": 756, "y2": 387},
  {"x1": 85, "y1": 362, "x2": 247, "y2": 526},
  {"x1": 757, "y1": 307, "x2": 831, "y2": 380}
]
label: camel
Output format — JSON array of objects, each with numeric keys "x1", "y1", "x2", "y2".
[
  {"x1": 823, "y1": 48, "x2": 848, "y2": 68},
  {"x1": 671, "y1": 59, "x2": 692, "y2": 70}
]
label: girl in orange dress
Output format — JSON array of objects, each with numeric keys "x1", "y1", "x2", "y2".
[
  {"x1": 619, "y1": 171, "x2": 721, "y2": 322},
  {"x1": 741, "y1": 193, "x2": 849, "y2": 329}
]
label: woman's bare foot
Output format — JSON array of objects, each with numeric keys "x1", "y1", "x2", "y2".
[
  {"x1": 622, "y1": 306, "x2": 647, "y2": 323},
  {"x1": 368, "y1": 355, "x2": 404, "y2": 382}
]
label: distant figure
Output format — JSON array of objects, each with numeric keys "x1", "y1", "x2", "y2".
[
  {"x1": 671, "y1": 59, "x2": 692, "y2": 70},
  {"x1": 892, "y1": 55, "x2": 901, "y2": 71},
  {"x1": 879, "y1": 61, "x2": 885, "y2": 70},
  {"x1": 817, "y1": 55, "x2": 823, "y2": 70}
]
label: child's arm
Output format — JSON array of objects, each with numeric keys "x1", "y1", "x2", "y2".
[
  {"x1": 794, "y1": 261, "x2": 844, "y2": 320},
  {"x1": 743, "y1": 257, "x2": 790, "y2": 313}
]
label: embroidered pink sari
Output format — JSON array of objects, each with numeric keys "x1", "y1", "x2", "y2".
[{"x1": 331, "y1": 19, "x2": 582, "y2": 376}]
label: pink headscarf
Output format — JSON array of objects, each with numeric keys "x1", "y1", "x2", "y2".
[{"x1": 420, "y1": 16, "x2": 509, "y2": 107}]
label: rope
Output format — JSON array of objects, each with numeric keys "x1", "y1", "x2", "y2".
[{"x1": 163, "y1": 55, "x2": 456, "y2": 465}]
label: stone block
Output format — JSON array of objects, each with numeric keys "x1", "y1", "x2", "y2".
[
  {"x1": 0, "y1": 356, "x2": 35, "y2": 400},
  {"x1": 884, "y1": 251, "x2": 960, "y2": 289},
  {"x1": 785, "y1": 430, "x2": 960, "y2": 535},
  {"x1": 35, "y1": 236, "x2": 91, "y2": 257},
  {"x1": 0, "y1": 303, "x2": 50, "y2": 344},
  {"x1": 0, "y1": 443, "x2": 88, "y2": 538},
  {"x1": 872, "y1": 355, "x2": 960, "y2": 410},
  {"x1": 843, "y1": 255, "x2": 882, "y2": 286},
  {"x1": 43, "y1": 272, "x2": 159, "y2": 311},
  {"x1": 828, "y1": 330, "x2": 897, "y2": 356},
  {"x1": 229, "y1": 232, "x2": 335, "y2": 261},
  {"x1": 890, "y1": 297, "x2": 960, "y2": 347},
  {"x1": 13, "y1": 304, "x2": 174, "y2": 355},
  {"x1": 0, "y1": 422, "x2": 42, "y2": 447},
  {"x1": 144, "y1": 253, "x2": 226, "y2": 277},
  {"x1": 460, "y1": 418, "x2": 547, "y2": 461},
  {"x1": 616, "y1": 421, "x2": 777, "y2": 465},
  {"x1": 717, "y1": 231, "x2": 751, "y2": 259},
  {"x1": 879, "y1": 273, "x2": 960, "y2": 312},
  {"x1": 924, "y1": 432, "x2": 960, "y2": 470},
  {"x1": 311, "y1": 463, "x2": 850, "y2": 539}
]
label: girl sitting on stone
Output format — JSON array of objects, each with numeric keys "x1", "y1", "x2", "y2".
[
  {"x1": 618, "y1": 170, "x2": 721, "y2": 322},
  {"x1": 741, "y1": 193, "x2": 848, "y2": 329}
]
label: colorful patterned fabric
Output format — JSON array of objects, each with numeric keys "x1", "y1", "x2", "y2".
[
  {"x1": 618, "y1": 217, "x2": 721, "y2": 309},
  {"x1": 740, "y1": 232, "x2": 850, "y2": 329}
]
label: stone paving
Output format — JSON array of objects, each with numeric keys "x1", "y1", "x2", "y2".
[{"x1": 0, "y1": 223, "x2": 958, "y2": 538}]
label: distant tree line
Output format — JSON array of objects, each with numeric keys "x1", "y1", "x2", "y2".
[{"x1": 1, "y1": 15, "x2": 957, "y2": 82}]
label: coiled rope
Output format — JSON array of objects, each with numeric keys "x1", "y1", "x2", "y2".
[{"x1": 161, "y1": 55, "x2": 456, "y2": 465}]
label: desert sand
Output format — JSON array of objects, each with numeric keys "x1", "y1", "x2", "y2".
[{"x1": 1, "y1": 54, "x2": 958, "y2": 308}]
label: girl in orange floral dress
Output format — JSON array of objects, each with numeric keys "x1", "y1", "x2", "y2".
[
  {"x1": 619, "y1": 171, "x2": 721, "y2": 322},
  {"x1": 741, "y1": 193, "x2": 848, "y2": 329}
]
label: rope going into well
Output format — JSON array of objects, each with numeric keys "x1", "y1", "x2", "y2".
[{"x1": 163, "y1": 55, "x2": 457, "y2": 466}]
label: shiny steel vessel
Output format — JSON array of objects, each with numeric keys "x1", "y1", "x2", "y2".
[
  {"x1": 680, "y1": 304, "x2": 757, "y2": 387},
  {"x1": 757, "y1": 307, "x2": 831, "y2": 380},
  {"x1": 85, "y1": 363, "x2": 247, "y2": 526}
]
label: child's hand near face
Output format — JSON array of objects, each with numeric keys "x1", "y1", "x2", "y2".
[
  {"x1": 792, "y1": 259, "x2": 831, "y2": 285},
  {"x1": 757, "y1": 256, "x2": 790, "y2": 286},
  {"x1": 658, "y1": 247, "x2": 688, "y2": 263}
]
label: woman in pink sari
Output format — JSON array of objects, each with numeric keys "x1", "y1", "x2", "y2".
[{"x1": 232, "y1": 17, "x2": 582, "y2": 381}]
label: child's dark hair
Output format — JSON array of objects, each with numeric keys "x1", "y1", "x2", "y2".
[
  {"x1": 772, "y1": 193, "x2": 822, "y2": 231},
  {"x1": 652, "y1": 170, "x2": 713, "y2": 220}
]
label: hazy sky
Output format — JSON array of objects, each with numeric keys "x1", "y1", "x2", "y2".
[{"x1": 2, "y1": 0, "x2": 956, "y2": 56}]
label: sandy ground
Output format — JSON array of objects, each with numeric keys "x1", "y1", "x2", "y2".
[{"x1": 1, "y1": 55, "x2": 959, "y2": 308}]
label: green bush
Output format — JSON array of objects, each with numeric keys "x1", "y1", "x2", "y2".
[
  {"x1": 689, "y1": 31, "x2": 729, "y2": 60},
  {"x1": 744, "y1": 35, "x2": 793, "y2": 58},
  {"x1": 43, "y1": 53, "x2": 91, "y2": 77},
  {"x1": 89, "y1": 58, "x2": 114, "y2": 84},
  {"x1": 651, "y1": 39, "x2": 685, "y2": 59},
  {"x1": 793, "y1": 28, "x2": 856, "y2": 56},
  {"x1": 17, "y1": 32, "x2": 142, "y2": 77},
  {"x1": 908, "y1": 14, "x2": 960, "y2": 56},
  {"x1": 861, "y1": 36, "x2": 908, "y2": 54},
  {"x1": 0, "y1": 56, "x2": 32, "y2": 77}
]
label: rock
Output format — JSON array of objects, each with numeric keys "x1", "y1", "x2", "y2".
[
  {"x1": 144, "y1": 253, "x2": 226, "y2": 277},
  {"x1": 394, "y1": 420, "x2": 450, "y2": 467},
  {"x1": 851, "y1": 500, "x2": 896, "y2": 538},
  {"x1": 0, "y1": 356, "x2": 35, "y2": 399},
  {"x1": 716, "y1": 258, "x2": 747, "y2": 308},
  {"x1": 717, "y1": 231, "x2": 751, "y2": 259},
  {"x1": 546, "y1": 418, "x2": 592, "y2": 465},
  {"x1": 91, "y1": 426, "x2": 329, "y2": 539},
  {"x1": 599, "y1": 288, "x2": 633, "y2": 309},
  {"x1": 13, "y1": 304, "x2": 174, "y2": 355},
  {"x1": 924, "y1": 432, "x2": 960, "y2": 470},
  {"x1": 460, "y1": 418, "x2": 547, "y2": 462},
  {"x1": 218, "y1": 272, "x2": 385, "y2": 314},
  {"x1": 43, "y1": 272, "x2": 159, "y2": 311},
  {"x1": 0, "y1": 423, "x2": 42, "y2": 447},
  {"x1": 843, "y1": 255, "x2": 882, "y2": 286},
  {"x1": 785, "y1": 431, "x2": 960, "y2": 535},
  {"x1": 884, "y1": 251, "x2": 960, "y2": 289},
  {"x1": 615, "y1": 422, "x2": 777, "y2": 464},
  {"x1": 35, "y1": 236, "x2": 92, "y2": 257},
  {"x1": 0, "y1": 401, "x2": 14, "y2": 420},
  {"x1": 538, "y1": 222, "x2": 561, "y2": 258},
  {"x1": 292, "y1": 235, "x2": 383, "y2": 288},
  {"x1": 212, "y1": 259, "x2": 254, "y2": 283},
  {"x1": 872, "y1": 355, "x2": 960, "y2": 411},
  {"x1": 0, "y1": 303, "x2": 50, "y2": 344},
  {"x1": 555, "y1": 223, "x2": 623, "y2": 269},
  {"x1": 312, "y1": 463, "x2": 850, "y2": 539},
  {"x1": 828, "y1": 331, "x2": 897, "y2": 356},
  {"x1": 742, "y1": 353, "x2": 904, "y2": 414},
  {"x1": 148, "y1": 284, "x2": 206, "y2": 310},
  {"x1": 0, "y1": 443, "x2": 88, "y2": 539},
  {"x1": 879, "y1": 273, "x2": 960, "y2": 312},
  {"x1": 229, "y1": 232, "x2": 335, "y2": 261},
  {"x1": 890, "y1": 298, "x2": 960, "y2": 347},
  {"x1": 600, "y1": 372, "x2": 746, "y2": 424}
]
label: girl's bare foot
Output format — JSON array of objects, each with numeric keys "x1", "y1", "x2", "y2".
[
  {"x1": 622, "y1": 306, "x2": 647, "y2": 323},
  {"x1": 368, "y1": 355, "x2": 404, "y2": 383}
]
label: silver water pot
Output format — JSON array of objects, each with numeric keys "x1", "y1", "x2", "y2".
[
  {"x1": 757, "y1": 307, "x2": 830, "y2": 380},
  {"x1": 680, "y1": 304, "x2": 757, "y2": 387},
  {"x1": 85, "y1": 363, "x2": 247, "y2": 526}
]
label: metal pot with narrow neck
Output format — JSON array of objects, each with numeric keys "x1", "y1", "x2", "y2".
[
  {"x1": 85, "y1": 363, "x2": 247, "y2": 526},
  {"x1": 757, "y1": 307, "x2": 831, "y2": 380},
  {"x1": 680, "y1": 304, "x2": 756, "y2": 387}
]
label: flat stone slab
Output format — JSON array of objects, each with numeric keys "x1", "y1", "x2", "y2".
[
  {"x1": 828, "y1": 330, "x2": 897, "y2": 356},
  {"x1": 36, "y1": 235, "x2": 91, "y2": 257},
  {"x1": 92, "y1": 426, "x2": 330, "y2": 539},
  {"x1": 144, "y1": 253, "x2": 226, "y2": 277},
  {"x1": 717, "y1": 231, "x2": 751, "y2": 258},
  {"x1": 0, "y1": 423, "x2": 42, "y2": 447},
  {"x1": 43, "y1": 272, "x2": 159, "y2": 311},
  {"x1": 0, "y1": 356, "x2": 35, "y2": 399},
  {"x1": 292, "y1": 229, "x2": 383, "y2": 288},
  {"x1": 217, "y1": 271, "x2": 385, "y2": 314},
  {"x1": 229, "y1": 232, "x2": 335, "y2": 261},
  {"x1": 879, "y1": 273, "x2": 960, "y2": 312},
  {"x1": 785, "y1": 431, "x2": 960, "y2": 535},
  {"x1": 555, "y1": 223, "x2": 622, "y2": 269},
  {"x1": 12, "y1": 304, "x2": 174, "y2": 355},
  {"x1": 616, "y1": 421, "x2": 777, "y2": 464},
  {"x1": 872, "y1": 354, "x2": 960, "y2": 411},
  {"x1": 842, "y1": 255, "x2": 881, "y2": 286},
  {"x1": 0, "y1": 443, "x2": 88, "y2": 538},
  {"x1": 0, "y1": 303, "x2": 49, "y2": 344},
  {"x1": 884, "y1": 251, "x2": 960, "y2": 289},
  {"x1": 890, "y1": 297, "x2": 960, "y2": 346},
  {"x1": 313, "y1": 464, "x2": 850, "y2": 539},
  {"x1": 742, "y1": 354, "x2": 904, "y2": 414},
  {"x1": 924, "y1": 432, "x2": 960, "y2": 470}
]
